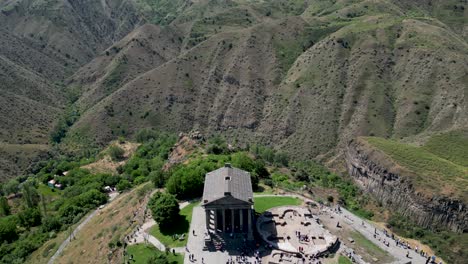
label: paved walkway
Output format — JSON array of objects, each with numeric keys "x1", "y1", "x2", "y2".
[
  {"x1": 331, "y1": 207, "x2": 430, "y2": 263},
  {"x1": 185, "y1": 206, "x2": 258, "y2": 264},
  {"x1": 127, "y1": 201, "x2": 190, "y2": 253},
  {"x1": 254, "y1": 193, "x2": 436, "y2": 263}
]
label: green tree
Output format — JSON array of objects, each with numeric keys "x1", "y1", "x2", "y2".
[
  {"x1": 42, "y1": 216, "x2": 61, "y2": 232},
  {"x1": 206, "y1": 135, "x2": 229, "y2": 154},
  {"x1": 108, "y1": 145, "x2": 125, "y2": 161},
  {"x1": 231, "y1": 152, "x2": 255, "y2": 171},
  {"x1": 3, "y1": 179, "x2": 19, "y2": 196},
  {"x1": 148, "y1": 192, "x2": 180, "y2": 230},
  {"x1": 0, "y1": 215, "x2": 18, "y2": 242},
  {"x1": 18, "y1": 207, "x2": 42, "y2": 228},
  {"x1": 116, "y1": 179, "x2": 131, "y2": 191},
  {"x1": 150, "y1": 170, "x2": 166, "y2": 188},
  {"x1": 0, "y1": 196, "x2": 10, "y2": 216},
  {"x1": 22, "y1": 182, "x2": 40, "y2": 208},
  {"x1": 274, "y1": 152, "x2": 289, "y2": 166}
]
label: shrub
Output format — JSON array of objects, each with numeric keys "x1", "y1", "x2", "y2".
[
  {"x1": 18, "y1": 208, "x2": 42, "y2": 228},
  {"x1": 3, "y1": 179, "x2": 19, "y2": 196},
  {"x1": 108, "y1": 145, "x2": 125, "y2": 161},
  {"x1": 263, "y1": 179, "x2": 274, "y2": 187},
  {"x1": 149, "y1": 170, "x2": 166, "y2": 188},
  {"x1": 0, "y1": 196, "x2": 11, "y2": 216},
  {"x1": 116, "y1": 179, "x2": 131, "y2": 191},
  {"x1": 134, "y1": 176, "x2": 147, "y2": 185},
  {"x1": 42, "y1": 216, "x2": 61, "y2": 232},
  {"x1": 135, "y1": 129, "x2": 159, "y2": 143},
  {"x1": 0, "y1": 216, "x2": 18, "y2": 242}
]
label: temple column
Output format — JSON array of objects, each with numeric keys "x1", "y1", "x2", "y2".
[
  {"x1": 231, "y1": 209, "x2": 235, "y2": 233},
  {"x1": 240, "y1": 209, "x2": 244, "y2": 232},
  {"x1": 214, "y1": 209, "x2": 218, "y2": 231},
  {"x1": 222, "y1": 209, "x2": 226, "y2": 232},
  {"x1": 247, "y1": 208, "x2": 253, "y2": 240},
  {"x1": 205, "y1": 210, "x2": 210, "y2": 232}
]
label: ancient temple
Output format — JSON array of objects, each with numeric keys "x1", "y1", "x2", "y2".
[{"x1": 202, "y1": 163, "x2": 254, "y2": 240}]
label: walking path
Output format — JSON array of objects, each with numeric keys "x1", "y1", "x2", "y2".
[
  {"x1": 48, "y1": 192, "x2": 119, "y2": 264},
  {"x1": 126, "y1": 201, "x2": 190, "y2": 253},
  {"x1": 254, "y1": 192, "x2": 437, "y2": 263}
]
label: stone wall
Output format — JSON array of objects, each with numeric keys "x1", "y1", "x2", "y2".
[{"x1": 345, "y1": 139, "x2": 467, "y2": 233}]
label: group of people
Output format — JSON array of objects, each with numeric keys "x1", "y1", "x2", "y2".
[
  {"x1": 295, "y1": 230, "x2": 311, "y2": 243},
  {"x1": 374, "y1": 227, "x2": 442, "y2": 263},
  {"x1": 188, "y1": 253, "x2": 203, "y2": 263},
  {"x1": 124, "y1": 225, "x2": 142, "y2": 244}
]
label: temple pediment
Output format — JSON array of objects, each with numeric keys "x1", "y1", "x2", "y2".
[{"x1": 203, "y1": 195, "x2": 253, "y2": 207}]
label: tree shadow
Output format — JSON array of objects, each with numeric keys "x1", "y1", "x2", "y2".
[
  {"x1": 255, "y1": 185, "x2": 265, "y2": 193},
  {"x1": 159, "y1": 215, "x2": 190, "y2": 237}
]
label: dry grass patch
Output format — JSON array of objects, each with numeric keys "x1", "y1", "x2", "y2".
[
  {"x1": 81, "y1": 141, "x2": 139, "y2": 174},
  {"x1": 54, "y1": 183, "x2": 153, "y2": 264}
]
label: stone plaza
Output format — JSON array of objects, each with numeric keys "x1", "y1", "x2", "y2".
[{"x1": 183, "y1": 164, "x2": 438, "y2": 264}]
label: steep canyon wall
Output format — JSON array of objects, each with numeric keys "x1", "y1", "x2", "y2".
[{"x1": 345, "y1": 140, "x2": 467, "y2": 233}]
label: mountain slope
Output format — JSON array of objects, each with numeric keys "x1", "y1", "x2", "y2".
[
  {"x1": 0, "y1": 0, "x2": 467, "y2": 180},
  {"x1": 65, "y1": 0, "x2": 467, "y2": 162},
  {"x1": 0, "y1": 0, "x2": 146, "y2": 179}
]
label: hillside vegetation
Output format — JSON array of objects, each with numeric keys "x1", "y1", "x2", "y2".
[
  {"x1": 0, "y1": 0, "x2": 466, "y2": 181},
  {"x1": 63, "y1": 0, "x2": 467, "y2": 165},
  {"x1": 363, "y1": 130, "x2": 468, "y2": 201}
]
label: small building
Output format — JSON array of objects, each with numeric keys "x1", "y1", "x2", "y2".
[
  {"x1": 54, "y1": 183, "x2": 63, "y2": 190},
  {"x1": 202, "y1": 163, "x2": 254, "y2": 241},
  {"x1": 48, "y1": 179, "x2": 56, "y2": 188}
]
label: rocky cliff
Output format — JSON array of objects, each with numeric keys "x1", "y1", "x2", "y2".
[{"x1": 345, "y1": 139, "x2": 467, "y2": 233}]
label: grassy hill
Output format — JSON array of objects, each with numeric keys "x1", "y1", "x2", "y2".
[{"x1": 362, "y1": 130, "x2": 468, "y2": 202}]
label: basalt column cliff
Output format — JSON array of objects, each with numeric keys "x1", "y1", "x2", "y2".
[{"x1": 345, "y1": 139, "x2": 467, "y2": 233}]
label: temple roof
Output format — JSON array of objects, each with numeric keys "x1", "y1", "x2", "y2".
[{"x1": 202, "y1": 163, "x2": 253, "y2": 206}]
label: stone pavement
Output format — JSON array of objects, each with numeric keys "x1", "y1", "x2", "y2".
[
  {"x1": 328, "y1": 206, "x2": 429, "y2": 264},
  {"x1": 185, "y1": 206, "x2": 259, "y2": 264},
  {"x1": 254, "y1": 194, "x2": 440, "y2": 264}
]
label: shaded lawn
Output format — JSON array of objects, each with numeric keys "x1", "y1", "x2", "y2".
[
  {"x1": 126, "y1": 244, "x2": 183, "y2": 264},
  {"x1": 338, "y1": 255, "x2": 352, "y2": 264},
  {"x1": 253, "y1": 196, "x2": 302, "y2": 213},
  {"x1": 150, "y1": 201, "x2": 200, "y2": 248}
]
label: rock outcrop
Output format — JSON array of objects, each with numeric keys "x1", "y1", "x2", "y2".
[{"x1": 345, "y1": 139, "x2": 467, "y2": 233}]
